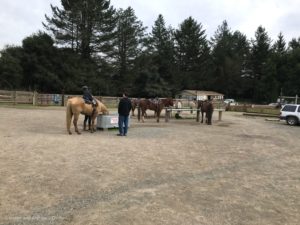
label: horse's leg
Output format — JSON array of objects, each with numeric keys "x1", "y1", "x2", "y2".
[
  {"x1": 142, "y1": 109, "x2": 145, "y2": 122},
  {"x1": 73, "y1": 113, "x2": 81, "y2": 134},
  {"x1": 201, "y1": 111, "x2": 204, "y2": 123},
  {"x1": 66, "y1": 104, "x2": 73, "y2": 135},
  {"x1": 88, "y1": 116, "x2": 91, "y2": 130},
  {"x1": 207, "y1": 111, "x2": 212, "y2": 125},
  {"x1": 67, "y1": 115, "x2": 73, "y2": 135},
  {"x1": 157, "y1": 108, "x2": 162, "y2": 123},
  {"x1": 83, "y1": 115, "x2": 88, "y2": 131},
  {"x1": 90, "y1": 115, "x2": 97, "y2": 133},
  {"x1": 137, "y1": 106, "x2": 141, "y2": 121}
]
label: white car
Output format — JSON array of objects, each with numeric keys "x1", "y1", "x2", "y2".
[
  {"x1": 279, "y1": 104, "x2": 300, "y2": 125},
  {"x1": 224, "y1": 99, "x2": 237, "y2": 105}
]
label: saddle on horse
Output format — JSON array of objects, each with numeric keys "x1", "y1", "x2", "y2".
[{"x1": 83, "y1": 97, "x2": 98, "y2": 118}]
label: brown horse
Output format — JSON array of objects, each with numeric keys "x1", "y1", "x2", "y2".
[
  {"x1": 66, "y1": 97, "x2": 109, "y2": 134},
  {"x1": 138, "y1": 98, "x2": 174, "y2": 122},
  {"x1": 197, "y1": 100, "x2": 214, "y2": 124},
  {"x1": 131, "y1": 98, "x2": 139, "y2": 116}
]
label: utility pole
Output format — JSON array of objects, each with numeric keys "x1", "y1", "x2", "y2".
[{"x1": 280, "y1": 88, "x2": 283, "y2": 103}]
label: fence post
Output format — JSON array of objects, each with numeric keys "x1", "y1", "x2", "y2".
[
  {"x1": 33, "y1": 91, "x2": 37, "y2": 106},
  {"x1": 165, "y1": 109, "x2": 170, "y2": 122},
  {"x1": 218, "y1": 110, "x2": 223, "y2": 121},
  {"x1": 296, "y1": 95, "x2": 298, "y2": 104},
  {"x1": 61, "y1": 89, "x2": 65, "y2": 106},
  {"x1": 13, "y1": 91, "x2": 17, "y2": 105}
]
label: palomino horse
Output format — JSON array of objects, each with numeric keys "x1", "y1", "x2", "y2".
[
  {"x1": 138, "y1": 98, "x2": 174, "y2": 122},
  {"x1": 197, "y1": 100, "x2": 214, "y2": 124},
  {"x1": 66, "y1": 97, "x2": 109, "y2": 134}
]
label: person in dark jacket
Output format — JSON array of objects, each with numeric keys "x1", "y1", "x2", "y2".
[
  {"x1": 206, "y1": 96, "x2": 214, "y2": 125},
  {"x1": 82, "y1": 86, "x2": 94, "y2": 104},
  {"x1": 82, "y1": 86, "x2": 97, "y2": 128},
  {"x1": 117, "y1": 92, "x2": 132, "y2": 136}
]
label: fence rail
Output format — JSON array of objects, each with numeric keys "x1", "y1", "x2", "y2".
[{"x1": 0, "y1": 90, "x2": 120, "y2": 107}]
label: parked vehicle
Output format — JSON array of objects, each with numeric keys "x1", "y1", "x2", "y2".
[
  {"x1": 279, "y1": 104, "x2": 300, "y2": 125},
  {"x1": 268, "y1": 102, "x2": 284, "y2": 108},
  {"x1": 268, "y1": 103, "x2": 278, "y2": 106},
  {"x1": 224, "y1": 99, "x2": 237, "y2": 105}
]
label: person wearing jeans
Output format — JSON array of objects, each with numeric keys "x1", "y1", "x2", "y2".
[{"x1": 117, "y1": 92, "x2": 132, "y2": 136}]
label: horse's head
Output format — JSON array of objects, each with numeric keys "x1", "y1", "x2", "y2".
[
  {"x1": 165, "y1": 98, "x2": 174, "y2": 107},
  {"x1": 169, "y1": 98, "x2": 174, "y2": 107},
  {"x1": 197, "y1": 100, "x2": 204, "y2": 109},
  {"x1": 96, "y1": 100, "x2": 109, "y2": 115},
  {"x1": 100, "y1": 103, "x2": 109, "y2": 115}
]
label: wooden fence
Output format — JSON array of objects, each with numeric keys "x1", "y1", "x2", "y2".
[
  {"x1": 0, "y1": 90, "x2": 226, "y2": 109},
  {"x1": 0, "y1": 90, "x2": 34, "y2": 105},
  {"x1": 0, "y1": 90, "x2": 120, "y2": 107},
  {"x1": 0, "y1": 90, "x2": 280, "y2": 116}
]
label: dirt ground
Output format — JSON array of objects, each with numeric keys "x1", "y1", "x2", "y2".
[{"x1": 0, "y1": 106, "x2": 299, "y2": 225}]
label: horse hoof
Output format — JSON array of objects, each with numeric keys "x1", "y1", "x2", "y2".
[{"x1": 68, "y1": 132, "x2": 72, "y2": 135}]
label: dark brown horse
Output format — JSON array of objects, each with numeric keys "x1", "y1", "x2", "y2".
[
  {"x1": 197, "y1": 100, "x2": 214, "y2": 124},
  {"x1": 138, "y1": 98, "x2": 174, "y2": 122}
]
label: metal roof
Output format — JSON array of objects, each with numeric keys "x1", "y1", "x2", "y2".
[{"x1": 181, "y1": 90, "x2": 224, "y2": 96}]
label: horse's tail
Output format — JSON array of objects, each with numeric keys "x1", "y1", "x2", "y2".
[{"x1": 66, "y1": 101, "x2": 73, "y2": 134}]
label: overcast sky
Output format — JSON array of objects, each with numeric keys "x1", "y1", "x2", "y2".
[{"x1": 1, "y1": 0, "x2": 300, "y2": 50}]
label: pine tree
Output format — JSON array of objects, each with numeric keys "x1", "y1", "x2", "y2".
[
  {"x1": 250, "y1": 26, "x2": 275, "y2": 102},
  {"x1": 271, "y1": 32, "x2": 288, "y2": 97},
  {"x1": 113, "y1": 7, "x2": 147, "y2": 92},
  {"x1": 211, "y1": 21, "x2": 250, "y2": 98},
  {"x1": 146, "y1": 14, "x2": 176, "y2": 94},
  {"x1": 150, "y1": 14, "x2": 175, "y2": 80},
  {"x1": 174, "y1": 17, "x2": 210, "y2": 89},
  {"x1": 44, "y1": 0, "x2": 116, "y2": 59},
  {"x1": 273, "y1": 32, "x2": 286, "y2": 55}
]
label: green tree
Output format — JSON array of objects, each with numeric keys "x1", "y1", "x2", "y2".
[
  {"x1": 21, "y1": 32, "x2": 63, "y2": 91},
  {"x1": 250, "y1": 26, "x2": 275, "y2": 102},
  {"x1": 113, "y1": 7, "x2": 147, "y2": 92},
  {"x1": 210, "y1": 21, "x2": 250, "y2": 98},
  {"x1": 272, "y1": 32, "x2": 288, "y2": 98},
  {"x1": 44, "y1": 0, "x2": 116, "y2": 59},
  {"x1": 288, "y1": 37, "x2": 300, "y2": 50},
  {"x1": 0, "y1": 46, "x2": 24, "y2": 89},
  {"x1": 174, "y1": 17, "x2": 210, "y2": 89},
  {"x1": 18, "y1": 32, "x2": 100, "y2": 93},
  {"x1": 149, "y1": 14, "x2": 175, "y2": 82},
  {"x1": 283, "y1": 41, "x2": 300, "y2": 96}
]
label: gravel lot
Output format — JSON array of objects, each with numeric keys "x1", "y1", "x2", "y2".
[{"x1": 0, "y1": 106, "x2": 299, "y2": 225}]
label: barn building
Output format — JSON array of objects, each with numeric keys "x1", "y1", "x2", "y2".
[{"x1": 178, "y1": 90, "x2": 224, "y2": 101}]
